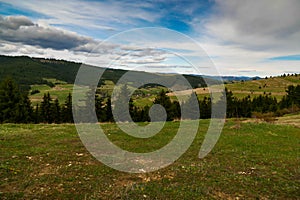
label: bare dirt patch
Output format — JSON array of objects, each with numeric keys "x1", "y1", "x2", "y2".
[{"x1": 53, "y1": 86, "x2": 67, "y2": 91}]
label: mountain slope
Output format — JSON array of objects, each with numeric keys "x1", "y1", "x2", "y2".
[{"x1": 0, "y1": 55, "x2": 208, "y2": 90}]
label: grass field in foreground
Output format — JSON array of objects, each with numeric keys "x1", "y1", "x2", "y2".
[{"x1": 0, "y1": 120, "x2": 299, "y2": 199}]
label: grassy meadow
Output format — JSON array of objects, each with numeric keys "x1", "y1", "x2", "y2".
[
  {"x1": 180, "y1": 75, "x2": 300, "y2": 101},
  {"x1": 1, "y1": 117, "x2": 299, "y2": 199},
  {"x1": 29, "y1": 75, "x2": 300, "y2": 107}
]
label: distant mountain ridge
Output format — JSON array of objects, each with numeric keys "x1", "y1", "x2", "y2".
[
  {"x1": 196, "y1": 75, "x2": 261, "y2": 82},
  {"x1": 220, "y1": 76, "x2": 261, "y2": 81}
]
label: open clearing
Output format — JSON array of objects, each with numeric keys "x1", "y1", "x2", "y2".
[
  {"x1": 0, "y1": 118, "x2": 299, "y2": 199},
  {"x1": 167, "y1": 75, "x2": 300, "y2": 101},
  {"x1": 29, "y1": 75, "x2": 300, "y2": 107}
]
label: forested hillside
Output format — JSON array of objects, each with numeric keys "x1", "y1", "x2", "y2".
[
  {"x1": 0, "y1": 55, "x2": 208, "y2": 91},
  {"x1": 0, "y1": 55, "x2": 80, "y2": 90}
]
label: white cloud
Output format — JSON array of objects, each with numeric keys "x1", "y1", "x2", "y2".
[
  {"x1": 0, "y1": 17, "x2": 174, "y2": 70},
  {"x1": 189, "y1": 0, "x2": 300, "y2": 76},
  {"x1": 202, "y1": 0, "x2": 300, "y2": 52},
  {"x1": 1, "y1": 0, "x2": 160, "y2": 32}
]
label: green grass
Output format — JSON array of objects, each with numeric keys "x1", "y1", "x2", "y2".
[
  {"x1": 0, "y1": 120, "x2": 299, "y2": 199},
  {"x1": 225, "y1": 76, "x2": 300, "y2": 97},
  {"x1": 30, "y1": 83, "x2": 73, "y2": 105},
  {"x1": 132, "y1": 86, "x2": 167, "y2": 107},
  {"x1": 164, "y1": 75, "x2": 300, "y2": 103},
  {"x1": 42, "y1": 78, "x2": 67, "y2": 85},
  {"x1": 134, "y1": 97, "x2": 155, "y2": 108},
  {"x1": 29, "y1": 79, "x2": 169, "y2": 107},
  {"x1": 28, "y1": 75, "x2": 300, "y2": 106}
]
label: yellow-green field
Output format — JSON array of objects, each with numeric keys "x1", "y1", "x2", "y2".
[
  {"x1": 224, "y1": 75, "x2": 300, "y2": 100},
  {"x1": 168, "y1": 75, "x2": 300, "y2": 101}
]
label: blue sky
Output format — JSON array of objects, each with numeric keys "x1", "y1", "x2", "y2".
[{"x1": 0, "y1": 0, "x2": 299, "y2": 76}]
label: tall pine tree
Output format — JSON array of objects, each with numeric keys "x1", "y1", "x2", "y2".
[
  {"x1": 0, "y1": 78, "x2": 33, "y2": 123},
  {"x1": 62, "y1": 93, "x2": 73, "y2": 123},
  {"x1": 40, "y1": 93, "x2": 53, "y2": 123},
  {"x1": 52, "y1": 98, "x2": 61, "y2": 124},
  {"x1": 153, "y1": 90, "x2": 174, "y2": 121}
]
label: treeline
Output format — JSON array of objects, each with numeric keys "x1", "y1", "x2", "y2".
[
  {"x1": 0, "y1": 78, "x2": 74, "y2": 123},
  {"x1": 0, "y1": 78, "x2": 299, "y2": 124},
  {"x1": 225, "y1": 87, "x2": 300, "y2": 118}
]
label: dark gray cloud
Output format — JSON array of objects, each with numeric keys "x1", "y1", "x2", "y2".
[
  {"x1": 0, "y1": 15, "x2": 92, "y2": 50},
  {"x1": 0, "y1": 15, "x2": 170, "y2": 67},
  {"x1": 129, "y1": 48, "x2": 166, "y2": 58}
]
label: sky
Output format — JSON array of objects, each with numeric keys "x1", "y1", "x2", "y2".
[{"x1": 0, "y1": 0, "x2": 299, "y2": 76}]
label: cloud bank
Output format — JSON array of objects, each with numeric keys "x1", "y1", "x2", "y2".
[
  {"x1": 203, "y1": 0, "x2": 300, "y2": 52},
  {"x1": 0, "y1": 0, "x2": 299, "y2": 76},
  {"x1": 0, "y1": 15, "x2": 93, "y2": 50}
]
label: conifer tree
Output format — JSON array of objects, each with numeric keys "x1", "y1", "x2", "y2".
[
  {"x1": 199, "y1": 96, "x2": 211, "y2": 119},
  {"x1": 181, "y1": 93, "x2": 198, "y2": 120},
  {"x1": 15, "y1": 93, "x2": 33, "y2": 123},
  {"x1": 0, "y1": 78, "x2": 20, "y2": 122},
  {"x1": 113, "y1": 84, "x2": 132, "y2": 122},
  {"x1": 140, "y1": 105, "x2": 150, "y2": 122},
  {"x1": 105, "y1": 97, "x2": 113, "y2": 122},
  {"x1": 95, "y1": 95, "x2": 104, "y2": 122},
  {"x1": 287, "y1": 85, "x2": 300, "y2": 106},
  {"x1": 62, "y1": 93, "x2": 73, "y2": 123},
  {"x1": 153, "y1": 90, "x2": 173, "y2": 121},
  {"x1": 225, "y1": 88, "x2": 235, "y2": 118},
  {"x1": 40, "y1": 93, "x2": 53, "y2": 123},
  {"x1": 52, "y1": 98, "x2": 61, "y2": 124},
  {"x1": 34, "y1": 104, "x2": 40, "y2": 124}
]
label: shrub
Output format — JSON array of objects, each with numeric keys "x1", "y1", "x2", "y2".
[
  {"x1": 275, "y1": 106, "x2": 300, "y2": 117},
  {"x1": 275, "y1": 108, "x2": 290, "y2": 117},
  {"x1": 30, "y1": 89, "x2": 40, "y2": 95},
  {"x1": 252, "y1": 112, "x2": 277, "y2": 123}
]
